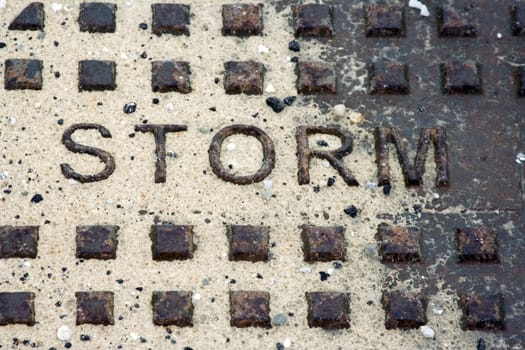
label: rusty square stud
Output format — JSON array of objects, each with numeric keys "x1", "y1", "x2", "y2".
[
  {"x1": 296, "y1": 61, "x2": 336, "y2": 94},
  {"x1": 4, "y1": 59, "x2": 43, "y2": 90},
  {"x1": 365, "y1": 4, "x2": 405, "y2": 37},
  {"x1": 76, "y1": 225, "x2": 119, "y2": 260},
  {"x1": 152, "y1": 291, "x2": 194, "y2": 327},
  {"x1": 0, "y1": 292, "x2": 35, "y2": 325},
  {"x1": 458, "y1": 293, "x2": 504, "y2": 330},
  {"x1": 441, "y1": 60, "x2": 481, "y2": 94},
  {"x1": 294, "y1": 4, "x2": 334, "y2": 38},
  {"x1": 369, "y1": 62, "x2": 409, "y2": 94},
  {"x1": 230, "y1": 291, "x2": 271, "y2": 328},
  {"x1": 455, "y1": 227, "x2": 498, "y2": 263},
  {"x1": 76, "y1": 291, "x2": 114, "y2": 325},
  {"x1": 223, "y1": 61, "x2": 265, "y2": 95},
  {"x1": 302, "y1": 225, "x2": 345, "y2": 262},
  {"x1": 78, "y1": 60, "x2": 116, "y2": 91},
  {"x1": 228, "y1": 225, "x2": 269, "y2": 262},
  {"x1": 0, "y1": 226, "x2": 39, "y2": 259},
  {"x1": 376, "y1": 223, "x2": 422, "y2": 263},
  {"x1": 222, "y1": 4, "x2": 263, "y2": 37},
  {"x1": 8, "y1": 2, "x2": 45, "y2": 31},
  {"x1": 152, "y1": 3, "x2": 190, "y2": 36},
  {"x1": 150, "y1": 224, "x2": 194, "y2": 261},
  {"x1": 151, "y1": 61, "x2": 192, "y2": 93},
  {"x1": 306, "y1": 292, "x2": 350, "y2": 329},
  {"x1": 516, "y1": 67, "x2": 525, "y2": 96},
  {"x1": 382, "y1": 290, "x2": 427, "y2": 330},
  {"x1": 79, "y1": 2, "x2": 116, "y2": 33},
  {"x1": 512, "y1": 5, "x2": 525, "y2": 36},
  {"x1": 438, "y1": 4, "x2": 477, "y2": 37}
]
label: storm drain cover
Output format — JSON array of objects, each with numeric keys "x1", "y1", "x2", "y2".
[{"x1": 0, "y1": 1, "x2": 524, "y2": 349}]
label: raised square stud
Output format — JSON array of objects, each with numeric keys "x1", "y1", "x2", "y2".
[
  {"x1": 382, "y1": 290, "x2": 427, "y2": 330},
  {"x1": 150, "y1": 224, "x2": 194, "y2": 261},
  {"x1": 152, "y1": 291, "x2": 194, "y2": 327},
  {"x1": 224, "y1": 61, "x2": 265, "y2": 95},
  {"x1": 76, "y1": 225, "x2": 119, "y2": 260},
  {"x1": 0, "y1": 292, "x2": 35, "y2": 325},
  {"x1": 4, "y1": 59, "x2": 43, "y2": 90},
  {"x1": 230, "y1": 291, "x2": 271, "y2": 328},
  {"x1": 301, "y1": 225, "x2": 345, "y2": 262},
  {"x1": 512, "y1": 5, "x2": 525, "y2": 36},
  {"x1": 458, "y1": 293, "x2": 504, "y2": 330},
  {"x1": 228, "y1": 225, "x2": 269, "y2": 262},
  {"x1": 151, "y1": 61, "x2": 191, "y2": 93},
  {"x1": 369, "y1": 62, "x2": 409, "y2": 94},
  {"x1": 76, "y1": 291, "x2": 114, "y2": 325},
  {"x1": 438, "y1": 4, "x2": 477, "y2": 37},
  {"x1": 222, "y1": 4, "x2": 263, "y2": 37},
  {"x1": 79, "y1": 2, "x2": 116, "y2": 33},
  {"x1": 78, "y1": 60, "x2": 116, "y2": 91},
  {"x1": 376, "y1": 223, "x2": 421, "y2": 263},
  {"x1": 306, "y1": 292, "x2": 350, "y2": 329},
  {"x1": 0, "y1": 226, "x2": 39, "y2": 259},
  {"x1": 152, "y1": 3, "x2": 190, "y2": 36},
  {"x1": 516, "y1": 67, "x2": 525, "y2": 96},
  {"x1": 8, "y1": 2, "x2": 45, "y2": 31},
  {"x1": 294, "y1": 4, "x2": 334, "y2": 38},
  {"x1": 455, "y1": 227, "x2": 498, "y2": 263},
  {"x1": 296, "y1": 61, "x2": 336, "y2": 94},
  {"x1": 365, "y1": 4, "x2": 405, "y2": 37},
  {"x1": 441, "y1": 60, "x2": 481, "y2": 94}
]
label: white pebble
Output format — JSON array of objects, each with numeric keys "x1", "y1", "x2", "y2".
[
  {"x1": 106, "y1": 198, "x2": 113, "y2": 204},
  {"x1": 34, "y1": 102, "x2": 41, "y2": 109},
  {"x1": 166, "y1": 103, "x2": 174, "y2": 111},
  {"x1": 265, "y1": 84, "x2": 276, "y2": 93},
  {"x1": 8, "y1": 116, "x2": 16, "y2": 125},
  {"x1": 322, "y1": 160, "x2": 330, "y2": 168},
  {"x1": 263, "y1": 179, "x2": 273, "y2": 190},
  {"x1": 192, "y1": 293, "x2": 202, "y2": 301},
  {"x1": 57, "y1": 325, "x2": 72, "y2": 341},
  {"x1": 432, "y1": 308, "x2": 444, "y2": 315},
  {"x1": 283, "y1": 338, "x2": 292, "y2": 348},
  {"x1": 409, "y1": 0, "x2": 430, "y2": 17},
  {"x1": 0, "y1": 171, "x2": 9, "y2": 180},
  {"x1": 420, "y1": 325, "x2": 435, "y2": 338},
  {"x1": 333, "y1": 104, "x2": 346, "y2": 117},
  {"x1": 129, "y1": 332, "x2": 139, "y2": 341},
  {"x1": 327, "y1": 268, "x2": 335, "y2": 275},
  {"x1": 432, "y1": 192, "x2": 440, "y2": 199},
  {"x1": 366, "y1": 182, "x2": 377, "y2": 190},
  {"x1": 120, "y1": 53, "x2": 128, "y2": 59},
  {"x1": 51, "y1": 3, "x2": 62, "y2": 12},
  {"x1": 497, "y1": 33, "x2": 502, "y2": 39},
  {"x1": 0, "y1": 0, "x2": 6, "y2": 9},
  {"x1": 299, "y1": 266, "x2": 312, "y2": 273},
  {"x1": 226, "y1": 142, "x2": 236, "y2": 151},
  {"x1": 516, "y1": 152, "x2": 525, "y2": 164},
  {"x1": 258, "y1": 45, "x2": 269, "y2": 54},
  {"x1": 102, "y1": 47, "x2": 109, "y2": 53},
  {"x1": 22, "y1": 261, "x2": 31, "y2": 267}
]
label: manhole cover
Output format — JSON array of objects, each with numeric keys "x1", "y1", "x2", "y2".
[{"x1": 0, "y1": 1, "x2": 523, "y2": 349}]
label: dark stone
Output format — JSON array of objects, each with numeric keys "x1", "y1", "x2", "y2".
[
  {"x1": 517, "y1": 67, "x2": 525, "y2": 96},
  {"x1": 139, "y1": 22, "x2": 148, "y2": 30},
  {"x1": 76, "y1": 291, "x2": 114, "y2": 325},
  {"x1": 0, "y1": 292, "x2": 35, "y2": 325},
  {"x1": 152, "y1": 3, "x2": 190, "y2": 36},
  {"x1": 0, "y1": 226, "x2": 39, "y2": 259},
  {"x1": 455, "y1": 227, "x2": 498, "y2": 263},
  {"x1": 438, "y1": 4, "x2": 477, "y2": 37},
  {"x1": 8, "y1": 2, "x2": 45, "y2": 31},
  {"x1": 4, "y1": 59, "x2": 43, "y2": 90},
  {"x1": 365, "y1": 4, "x2": 405, "y2": 37},
  {"x1": 228, "y1": 225, "x2": 269, "y2": 262},
  {"x1": 223, "y1": 61, "x2": 265, "y2": 95},
  {"x1": 150, "y1": 224, "x2": 194, "y2": 261},
  {"x1": 441, "y1": 60, "x2": 481, "y2": 94},
  {"x1": 283, "y1": 96, "x2": 296, "y2": 106},
  {"x1": 369, "y1": 62, "x2": 409, "y2": 94},
  {"x1": 376, "y1": 223, "x2": 422, "y2": 263},
  {"x1": 222, "y1": 4, "x2": 262, "y2": 37},
  {"x1": 266, "y1": 97, "x2": 285, "y2": 113},
  {"x1": 79, "y1": 3, "x2": 116, "y2": 33},
  {"x1": 344, "y1": 205, "x2": 358, "y2": 218},
  {"x1": 296, "y1": 61, "x2": 336, "y2": 94},
  {"x1": 230, "y1": 291, "x2": 271, "y2": 328},
  {"x1": 294, "y1": 4, "x2": 334, "y2": 38},
  {"x1": 288, "y1": 40, "x2": 300, "y2": 52},
  {"x1": 458, "y1": 293, "x2": 504, "y2": 330},
  {"x1": 78, "y1": 60, "x2": 116, "y2": 91},
  {"x1": 306, "y1": 292, "x2": 350, "y2": 329},
  {"x1": 76, "y1": 225, "x2": 119, "y2": 260},
  {"x1": 301, "y1": 225, "x2": 346, "y2": 262},
  {"x1": 30, "y1": 193, "x2": 43, "y2": 203},
  {"x1": 512, "y1": 5, "x2": 525, "y2": 36},
  {"x1": 151, "y1": 61, "x2": 191, "y2": 93},
  {"x1": 152, "y1": 291, "x2": 194, "y2": 327},
  {"x1": 382, "y1": 290, "x2": 427, "y2": 329},
  {"x1": 123, "y1": 102, "x2": 137, "y2": 114}
]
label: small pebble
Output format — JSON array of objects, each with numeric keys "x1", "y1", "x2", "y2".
[
  {"x1": 477, "y1": 338, "x2": 486, "y2": 350},
  {"x1": 123, "y1": 102, "x2": 137, "y2": 114},
  {"x1": 140, "y1": 52, "x2": 147, "y2": 59},
  {"x1": 317, "y1": 140, "x2": 328, "y2": 147},
  {"x1": 192, "y1": 293, "x2": 202, "y2": 301},
  {"x1": 332, "y1": 261, "x2": 343, "y2": 269},
  {"x1": 139, "y1": 22, "x2": 148, "y2": 30},
  {"x1": 57, "y1": 325, "x2": 71, "y2": 341},
  {"x1": 266, "y1": 97, "x2": 285, "y2": 113},
  {"x1": 166, "y1": 103, "x2": 174, "y2": 111},
  {"x1": 496, "y1": 32, "x2": 502, "y2": 39},
  {"x1": 366, "y1": 182, "x2": 377, "y2": 190},
  {"x1": 258, "y1": 45, "x2": 269, "y2": 54},
  {"x1": 283, "y1": 96, "x2": 296, "y2": 106},
  {"x1": 299, "y1": 266, "x2": 312, "y2": 273},
  {"x1": 271, "y1": 313, "x2": 287, "y2": 326},
  {"x1": 283, "y1": 338, "x2": 292, "y2": 348},
  {"x1": 288, "y1": 40, "x2": 300, "y2": 52},
  {"x1": 276, "y1": 343, "x2": 284, "y2": 350},
  {"x1": 265, "y1": 84, "x2": 276, "y2": 93},
  {"x1": 333, "y1": 104, "x2": 346, "y2": 117},
  {"x1": 319, "y1": 271, "x2": 329, "y2": 281},
  {"x1": 30, "y1": 194, "x2": 43, "y2": 203},
  {"x1": 432, "y1": 308, "x2": 444, "y2": 315},
  {"x1": 152, "y1": 98, "x2": 159, "y2": 104},
  {"x1": 383, "y1": 184, "x2": 392, "y2": 195},
  {"x1": 420, "y1": 325, "x2": 435, "y2": 339},
  {"x1": 344, "y1": 205, "x2": 358, "y2": 218},
  {"x1": 327, "y1": 177, "x2": 335, "y2": 187},
  {"x1": 51, "y1": 3, "x2": 63, "y2": 12},
  {"x1": 0, "y1": 42, "x2": 6, "y2": 49},
  {"x1": 80, "y1": 334, "x2": 90, "y2": 341}
]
